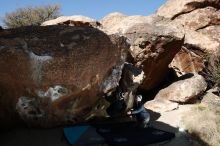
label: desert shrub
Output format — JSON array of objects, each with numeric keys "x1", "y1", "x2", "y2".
[
  {"x1": 202, "y1": 48, "x2": 220, "y2": 94},
  {"x1": 181, "y1": 104, "x2": 220, "y2": 146},
  {"x1": 3, "y1": 4, "x2": 61, "y2": 28}
]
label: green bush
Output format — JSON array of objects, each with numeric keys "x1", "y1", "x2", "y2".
[{"x1": 3, "y1": 4, "x2": 61, "y2": 28}]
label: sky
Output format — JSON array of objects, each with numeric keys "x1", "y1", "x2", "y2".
[{"x1": 0, "y1": 0, "x2": 166, "y2": 21}]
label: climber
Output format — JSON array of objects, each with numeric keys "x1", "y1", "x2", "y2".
[
  {"x1": 105, "y1": 90, "x2": 126, "y2": 117},
  {"x1": 127, "y1": 95, "x2": 150, "y2": 128}
]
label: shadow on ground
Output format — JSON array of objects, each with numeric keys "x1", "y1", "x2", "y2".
[{"x1": 0, "y1": 110, "x2": 195, "y2": 146}]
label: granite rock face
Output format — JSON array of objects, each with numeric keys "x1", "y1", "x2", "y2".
[
  {"x1": 157, "y1": 0, "x2": 220, "y2": 75},
  {"x1": 41, "y1": 15, "x2": 101, "y2": 28},
  {"x1": 144, "y1": 99, "x2": 179, "y2": 113},
  {"x1": 156, "y1": 0, "x2": 220, "y2": 20},
  {"x1": 100, "y1": 12, "x2": 160, "y2": 34},
  {"x1": 101, "y1": 13, "x2": 185, "y2": 90},
  {"x1": 202, "y1": 88, "x2": 220, "y2": 105},
  {"x1": 125, "y1": 22, "x2": 184, "y2": 90},
  {"x1": 170, "y1": 47, "x2": 205, "y2": 76},
  {"x1": 2, "y1": 0, "x2": 219, "y2": 129},
  {"x1": 0, "y1": 26, "x2": 130, "y2": 128},
  {"x1": 155, "y1": 74, "x2": 207, "y2": 103}
]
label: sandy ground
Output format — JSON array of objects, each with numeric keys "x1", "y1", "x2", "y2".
[
  {"x1": 0, "y1": 105, "x2": 194, "y2": 146},
  {"x1": 149, "y1": 104, "x2": 195, "y2": 146}
]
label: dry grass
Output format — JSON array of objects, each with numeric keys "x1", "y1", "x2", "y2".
[
  {"x1": 202, "y1": 49, "x2": 220, "y2": 90},
  {"x1": 181, "y1": 104, "x2": 220, "y2": 146}
]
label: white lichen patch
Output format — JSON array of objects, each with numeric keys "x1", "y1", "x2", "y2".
[
  {"x1": 101, "y1": 64, "x2": 124, "y2": 94},
  {"x1": 29, "y1": 52, "x2": 52, "y2": 84},
  {"x1": 38, "y1": 85, "x2": 68, "y2": 101},
  {"x1": 123, "y1": 62, "x2": 145, "y2": 86},
  {"x1": 132, "y1": 70, "x2": 145, "y2": 84},
  {"x1": 16, "y1": 96, "x2": 44, "y2": 121}
]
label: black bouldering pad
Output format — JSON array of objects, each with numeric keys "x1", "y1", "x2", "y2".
[
  {"x1": 63, "y1": 122, "x2": 175, "y2": 146},
  {"x1": 96, "y1": 125, "x2": 175, "y2": 146}
]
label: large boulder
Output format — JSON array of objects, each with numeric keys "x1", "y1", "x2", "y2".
[
  {"x1": 100, "y1": 12, "x2": 127, "y2": 33},
  {"x1": 101, "y1": 13, "x2": 185, "y2": 90},
  {"x1": 184, "y1": 29, "x2": 220, "y2": 53},
  {"x1": 170, "y1": 47, "x2": 205, "y2": 76},
  {"x1": 144, "y1": 99, "x2": 179, "y2": 113},
  {"x1": 125, "y1": 22, "x2": 184, "y2": 90},
  {"x1": 156, "y1": 0, "x2": 220, "y2": 19},
  {"x1": 0, "y1": 26, "x2": 129, "y2": 128},
  {"x1": 198, "y1": 25, "x2": 220, "y2": 42},
  {"x1": 155, "y1": 74, "x2": 207, "y2": 103},
  {"x1": 101, "y1": 12, "x2": 160, "y2": 34},
  {"x1": 41, "y1": 15, "x2": 101, "y2": 28},
  {"x1": 157, "y1": 0, "x2": 220, "y2": 75},
  {"x1": 202, "y1": 88, "x2": 220, "y2": 105},
  {"x1": 172, "y1": 7, "x2": 220, "y2": 31}
]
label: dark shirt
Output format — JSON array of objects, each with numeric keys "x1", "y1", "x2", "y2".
[
  {"x1": 106, "y1": 98, "x2": 126, "y2": 117},
  {"x1": 131, "y1": 105, "x2": 149, "y2": 122}
]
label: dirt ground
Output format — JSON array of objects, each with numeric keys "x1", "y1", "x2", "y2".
[{"x1": 0, "y1": 105, "x2": 194, "y2": 146}]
